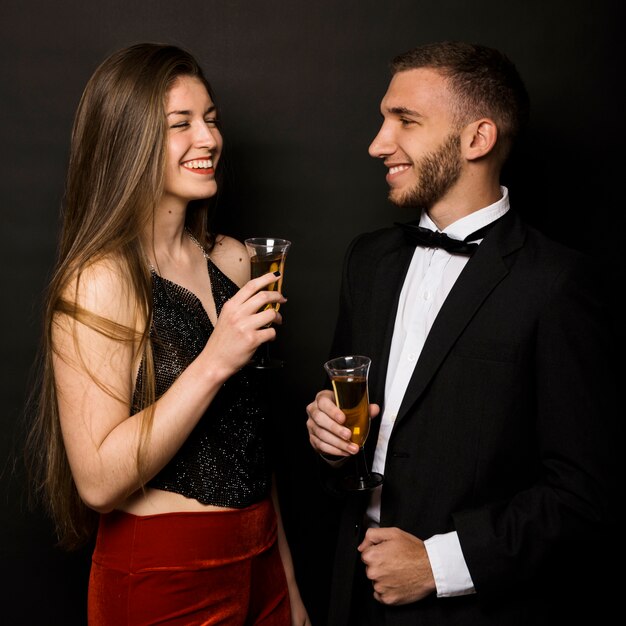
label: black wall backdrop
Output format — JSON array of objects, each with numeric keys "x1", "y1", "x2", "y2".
[{"x1": 1, "y1": 1, "x2": 623, "y2": 624}]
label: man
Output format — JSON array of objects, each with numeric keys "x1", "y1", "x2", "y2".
[{"x1": 306, "y1": 41, "x2": 618, "y2": 625}]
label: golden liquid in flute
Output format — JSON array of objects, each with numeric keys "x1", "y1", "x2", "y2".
[
  {"x1": 331, "y1": 375, "x2": 370, "y2": 447},
  {"x1": 250, "y1": 253, "x2": 286, "y2": 312}
]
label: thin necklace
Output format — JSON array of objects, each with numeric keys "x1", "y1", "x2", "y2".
[
  {"x1": 147, "y1": 229, "x2": 210, "y2": 275},
  {"x1": 152, "y1": 230, "x2": 214, "y2": 320},
  {"x1": 185, "y1": 228, "x2": 211, "y2": 260}
]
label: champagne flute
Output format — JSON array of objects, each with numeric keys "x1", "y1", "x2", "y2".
[
  {"x1": 244, "y1": 237, "x2": 291, "y2": 369},
  {"x1": 324, "y1": 355, "x2": 384, "y2": 491}
]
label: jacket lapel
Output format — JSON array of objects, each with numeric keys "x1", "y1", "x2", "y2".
[
  {"x1": 394, "y1": 210, "x2": 525, "y2": 424},
  {"x1": 368, "y1": 242, "x2": 415, "y2": 404}
]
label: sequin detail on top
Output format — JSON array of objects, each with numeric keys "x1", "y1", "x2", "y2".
[{"x1": 132, "y1": 257, "x2": 271, "y2": 508}]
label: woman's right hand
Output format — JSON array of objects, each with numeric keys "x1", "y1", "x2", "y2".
[{"x1": 202, "y1": 271, "x2": 286, "y2": 376}]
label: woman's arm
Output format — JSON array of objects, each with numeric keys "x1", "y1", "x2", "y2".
[
  {"x1": 271, "y1": 477, "x2": 311, "y2": 626},
  {"x1": 54, "y1": 256, "x2": 285, "y2": 512}
]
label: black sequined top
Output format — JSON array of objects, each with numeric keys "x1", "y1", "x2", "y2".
[{"x1": 132, "y1": 258, "x2": 272, "y2": 508}]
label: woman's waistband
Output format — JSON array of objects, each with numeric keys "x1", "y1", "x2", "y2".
[{"x1": 92, "y1": 497, "x2": 277, "y2": 573}]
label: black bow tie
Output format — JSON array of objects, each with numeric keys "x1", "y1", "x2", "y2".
[{"x1": 396, "y1": 219, "x2": 499, "y2": 256}]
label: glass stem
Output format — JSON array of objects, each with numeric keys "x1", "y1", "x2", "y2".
[
  {"x1": 356, "y1": 447, "x2": 371, "y2": 479},
  {"x1": 258, "y1": 342, "x2": 271, "y2": 365}
]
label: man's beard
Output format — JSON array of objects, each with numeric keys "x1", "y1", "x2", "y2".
[{"x1": 390, "y1": 133, "x2": 462, "y2": 209}]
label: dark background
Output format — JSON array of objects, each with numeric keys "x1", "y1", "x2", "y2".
[{"x1": 1, "y1": 1, "x2": 623, "y2": 624}]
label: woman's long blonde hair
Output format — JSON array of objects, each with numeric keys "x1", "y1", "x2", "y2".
[{"x1": 25, "y1": 43, "x2": 220, "y2": 550}]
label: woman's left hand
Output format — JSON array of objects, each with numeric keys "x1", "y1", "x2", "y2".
[{"x1": 290, "y1": 601, "x2": 312, "y2": 626}]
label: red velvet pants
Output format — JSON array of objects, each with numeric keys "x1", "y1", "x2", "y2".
[{"x1": 88, "y1": 498, "x2": 291, "y2": 625}]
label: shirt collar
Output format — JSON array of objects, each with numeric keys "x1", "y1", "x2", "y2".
[{"x1": 419, "y1": 186, "x2": 510, "y2": 240}]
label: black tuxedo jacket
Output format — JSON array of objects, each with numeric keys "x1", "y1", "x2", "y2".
[{"x1": 324, "y1": 209, "x2": 619, "y2": 625}]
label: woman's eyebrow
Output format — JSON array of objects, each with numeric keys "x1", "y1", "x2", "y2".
[{"x1": 167, "y1": 105, "x2": 216, "y2": 117}]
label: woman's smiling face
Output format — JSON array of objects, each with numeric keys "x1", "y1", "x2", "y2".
[{"x1": 162, "y1": 75, "x2": 223, "y2": 208}]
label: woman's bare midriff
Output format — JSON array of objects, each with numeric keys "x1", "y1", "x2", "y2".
[{"x1": 120, "y1": 487, "x2": 238, "y2": 516}]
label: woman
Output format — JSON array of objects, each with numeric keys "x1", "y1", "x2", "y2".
[{"x1": 25, "y1": 42, "x2": 310, "y2": 625}]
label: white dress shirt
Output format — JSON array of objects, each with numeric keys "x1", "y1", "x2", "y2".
[{"x1": 364, "y1": 187, "x2": 510, "y2": 597}]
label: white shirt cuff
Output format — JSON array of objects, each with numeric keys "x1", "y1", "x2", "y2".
[{"x1": 424, "y1": 532, "x2": 476, "y2": 597}]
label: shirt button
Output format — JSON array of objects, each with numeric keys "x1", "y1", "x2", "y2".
[
  {"x1": 407, "y1": 353, "x2": 416, "y2": 362},
  {"x1": 423, "y1": 291, "x2": 430, "y2": 300}
]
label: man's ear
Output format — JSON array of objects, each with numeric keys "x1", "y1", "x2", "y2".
[{"x1": 462, "y1": 118, "x2": 498, "y2": 160}]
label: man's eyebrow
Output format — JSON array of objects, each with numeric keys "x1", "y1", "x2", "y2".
[
  {"x1": 166, "y1": 105, "x2": 217, "y2": 117},
  {"x1": 387, "y1": 106, "x2": 422, "y2": 118}
]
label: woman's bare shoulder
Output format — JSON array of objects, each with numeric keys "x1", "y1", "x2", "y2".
[
  {"x1": 210, "y1": 235, "x2": 250, "y2": 287},
  {"x1": 61, "y1": 254, "x2": 140, "y2": 327}
]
